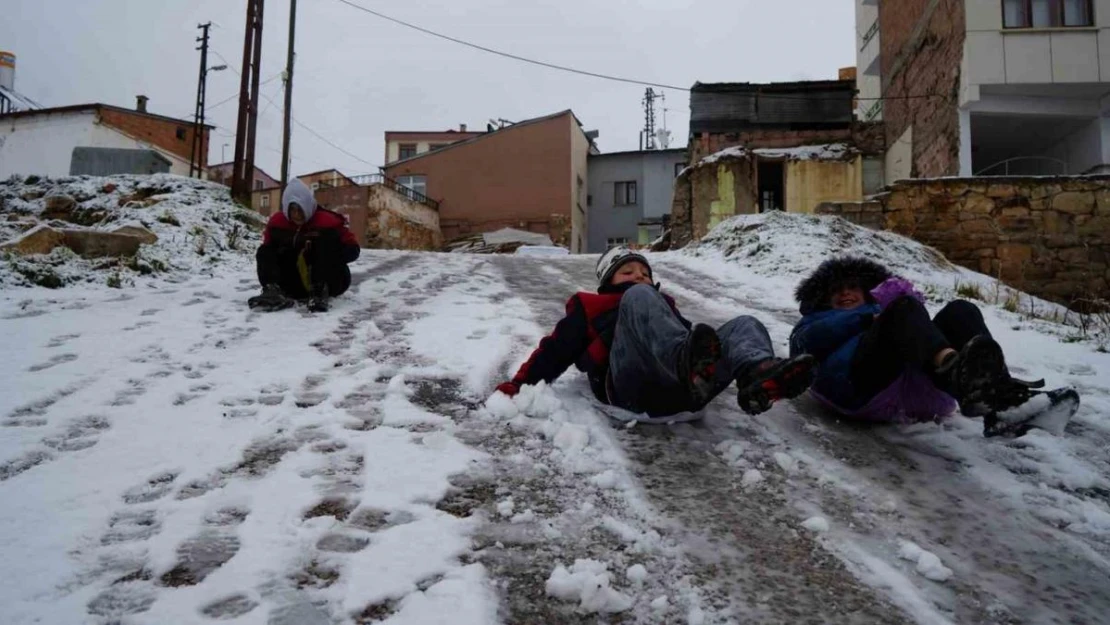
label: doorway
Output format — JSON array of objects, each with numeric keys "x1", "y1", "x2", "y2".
[{"x1": 757, "y1": 161, "x2": 785, "y2": 212}]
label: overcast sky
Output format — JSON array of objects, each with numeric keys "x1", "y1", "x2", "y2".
[{"x1": 2, "y1": 0, "x2": 856, "y2": 178}]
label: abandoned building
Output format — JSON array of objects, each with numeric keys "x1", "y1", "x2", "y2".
[
  {"x1": 857, "y1": 0, "x2": 1110, "y2": 180},
  {"x1": 672, "y1": 80, "x2": 886, "y2": 245}
]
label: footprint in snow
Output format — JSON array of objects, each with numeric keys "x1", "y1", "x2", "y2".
[
  {"x1": 139, "y1": 308, "x2": 161, "y2": 317},
  {"x1": 86, "y1": 582, "x2": 156, "y2": 618},
  {"x1": 101, "y1": 509, "x2": 162, "y2": 545},
  {"x1": 27, "y1": 353, "x2": 79, "y2": 372},
  {"x1": 0, "y1": 450, "x2": 54, "y2": 481},
  {"x1": 42, "y1": 415, "x2": 110, "y2": 452},
  {"x1": 44, "y1": 332, "x2": 81, "y2": 348},
  {"x1": 109, "y1": 379, "x2": 147, "y2": 406},
  {"x1": 121, "y1": 471, "x2": 179, "y2": 504},
  {"x1": 201, "y1": 593, "x2": 259, "y2": 619},
  {"x1": 157, "y1": 529, "x2": 242, "y2": 587}
]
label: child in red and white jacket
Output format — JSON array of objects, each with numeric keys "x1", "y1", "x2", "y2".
[{"x1": 495, "y1": 248, "x2": 815, "y2": 418}]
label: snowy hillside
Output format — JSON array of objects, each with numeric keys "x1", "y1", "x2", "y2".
[
  {"x1": 0, "y1": 173, "x2": 263, "y2": 290},
  {"x1": 1, "y1": 211, "x2": 1109, "y2": 624}
]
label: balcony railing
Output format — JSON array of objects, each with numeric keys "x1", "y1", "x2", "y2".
[
  {"x1": 335, "y1": 173, "x2": 440, "y2": 210},
  {"x1": 860, "y1": 20, "x2": 880, "y2": 51}
]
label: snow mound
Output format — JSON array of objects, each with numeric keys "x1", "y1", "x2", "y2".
[
  {"x1": 688, "y1": 212, "x2": 953, "y2": 286},
  {"x1": 545, "y1": 559, "x2": 633, "y2": 614},
  {"x1": 802, "y1": 516, "x2": 830, "y2": 533},
  {"x1": 0, "y1": 173, "x2": 264, "y2": 290}
]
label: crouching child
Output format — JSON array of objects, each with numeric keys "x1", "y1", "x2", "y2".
[{"x1": 248, "y1": 179, "x2": 360, "y2": 313}]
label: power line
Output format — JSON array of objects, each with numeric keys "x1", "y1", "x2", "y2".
[
  {"x1": 332, "y1": 0, "x2": 690, "y2": 92},
  {"x1": 331, "y1": 0, "x2": 958, "y2": 103},
  {"x1": 255, "y1": 89, "x2": 378, "y2": 168}
]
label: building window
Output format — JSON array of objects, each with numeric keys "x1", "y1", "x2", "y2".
[
  {"x1": 674, "y1": 162, "x2": 687, "y2": 178},
  {"x1": 398, "y1": 143, "x2": 418, "y2": 159},
  {"x1": 614, "y1": 181, "x2": 637, "y2": 206},
  {"x1": 176, "y1": 127, "x2": 187, "y2": 140},
  {"x1": 606, "y1": 237, "x2": 629, "y2": 249},
  {"x1": 1003, "y1": 0, "x2": 1093, "y2": 28},
  {"x1": 396, "y1": 174, "x2": 427, "y2": 199},
  {"x1": 260, "y1": 194, "x2": 270, "y2": 209},
  {"x1": 311, "y1": 182, "x2": 320, "y2": 190},
  {"x1": 254, "y1": 180, "x2": 263, "y2": 191}
]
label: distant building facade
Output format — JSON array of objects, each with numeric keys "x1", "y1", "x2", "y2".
[
  {"x1": 384, "y1": 126, "x2": 483, "y2": 164},
  {"x1": 586, "y1": 148, "x2": 686, "y2": 252}
]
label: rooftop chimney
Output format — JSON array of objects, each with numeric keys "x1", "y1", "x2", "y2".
[
  {"x1": 136, "y1": 95, "x2": 149, "y2": 113},
  {"x1": 0, "y1": 51, "x2": 15, "y2": 91},
  {"x1": 460, "y1": 123, "x2": 467, "y2": 132}
]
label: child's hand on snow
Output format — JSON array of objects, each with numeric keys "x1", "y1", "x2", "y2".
[{"x1": 495, "y1": 381, "x2": 520, "y2": 397}]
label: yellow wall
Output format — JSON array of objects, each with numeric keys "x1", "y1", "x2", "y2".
[
  {"x1": 708, "y1": 164, "x2": 737, "y2": 229},
  {"x1": 784, "y1": 157, "x2": 863, "y2": 214}
]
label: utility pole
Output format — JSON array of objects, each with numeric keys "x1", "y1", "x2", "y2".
[
  {"x1": 280, "y1": 0, "x2": 297, "y2": 188},
  {"x1": 231, "y1": 0, "x2": 265, "y2": 206},
  {"x1": 190, "y1": 22, "x2": 212, "y2": 178}
]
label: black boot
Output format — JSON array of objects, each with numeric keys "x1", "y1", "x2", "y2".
[
  {"x1": 676, "y1": 324, "x2": 721, "y2": 407},
  {"x1": 736, "y1": 354, "x2": 817, "y2": 415},
  {"x1": 248, "y1": 283, "x2": 294, "y2": 312},
  {"x1": 946, "y1": 336, "x2": 1012, "y2": 416},
  {"x1": 307, "y1": 283, "x2": 330, "y2": 313}
]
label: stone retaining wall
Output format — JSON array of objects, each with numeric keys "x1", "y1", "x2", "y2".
[{"x1": 816, "y1": 176, "x2": 1110, "y2": 305}]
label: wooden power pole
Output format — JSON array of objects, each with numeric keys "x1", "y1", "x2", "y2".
[
  {"x1": 231, "y1": 0, "x2": 265, "y2": 206},
  {"x1": 280, "y1": 0, "x2": 297, "y2": 189},
  {"x1": 189, "y1": 22, "x2": 212, "y2": 178}
]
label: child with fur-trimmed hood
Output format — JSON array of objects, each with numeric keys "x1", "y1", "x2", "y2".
[
  {"x1": 789, "y1": 256, "x2": 1045, "y2": 429},
  {"x1": 494, "y1": 247, "x2": 816, "y2": 419}
]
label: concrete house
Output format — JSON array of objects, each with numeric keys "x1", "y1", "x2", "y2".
[
  {"x1": 586, "y1": 148, "x2": 686, "y2": 252},
  {"x1": 382, "y1": 110, "x2": 595, "y2": 252},
  {"x1": 857, "y1": 0, "x2": 1110, "y2": 179},
  {"x1": 384, "y1": 126, "x2": 483, "y2": 164},
  {"x1": 0, "y1": 96, "x2": 210, "y2": 178}
]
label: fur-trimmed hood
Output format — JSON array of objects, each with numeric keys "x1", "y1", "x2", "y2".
[{"x1": 794, "y1": 256, "x2": 893, "y2": 315}]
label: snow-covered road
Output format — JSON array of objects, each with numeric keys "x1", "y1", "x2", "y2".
[{"x1": 2, "y1": 249, "x2": 1109, "y2": 625}]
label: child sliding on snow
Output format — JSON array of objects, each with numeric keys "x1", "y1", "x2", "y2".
[
  {"x1": 789, "y1": 256, "x2": 1078, "y2": 437},
  {"x1": 494, "y1": 247, "x2": 816, "y2": 419}
]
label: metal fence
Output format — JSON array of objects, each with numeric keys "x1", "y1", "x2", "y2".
[{"x1": 320, "y1": 173, "x2": 439, "y2": 210}]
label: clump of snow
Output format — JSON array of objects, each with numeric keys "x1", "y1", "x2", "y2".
[
  {"x1": 773, "y1": 451, "x2": 799, "y2": 474},
  {"x1": 687, "y1": 605, "x2": 707, "y2": 624},
  {"x1": 898, "y1": 541, "x2": 953, "y2": 582},
  {"x1": 496, "y1": 498, "x2": 515, "y2": 518},
  {"x1": 0, "y1": 173, "x2": 263, "y2": 290},
  {"x1": 802, "y1": 516, "x2": 830, "y2": 533},
  {"x1": 741, "y1": 469, "x2": 764, "y2": 488},
  {"x1": 590, "y1": 469, "x2": 619, "y2": 490},
  {"x1": 545, "y1": 559, "x2": 633, "y2": 614},
  {"x1": 510, "y1": 509, "x2": 536, "y2": 524},
  {"x1": 626, "y1": 563, "x2": 648, "y2": 585},
  {"x1": 651, "y1": 595, "x2": 669, "y2": 610}
]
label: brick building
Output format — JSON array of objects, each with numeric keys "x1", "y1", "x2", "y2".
[
  {"x1": 382, "y1": 110, "x2": 596, "y2": 252},
  {"x1": 208, "y1": 162, "x2": 277, "y2": 192},
  {"x1": 0, "y1": 97, "x2": 210, "y2": 178},
  {"x1": 857, "y1": 0, "x2": 1110, "y2": 180}
]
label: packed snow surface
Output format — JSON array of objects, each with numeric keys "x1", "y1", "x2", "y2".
[{"x1": 1, "y1": 203, "x2": 1108, "y2": 624}]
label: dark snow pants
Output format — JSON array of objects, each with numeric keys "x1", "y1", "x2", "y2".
[
  {"x1": 851, "y1": 297, "x2": 992, "y2": 400},
  {"x1": 256, "y1": 236, "x2": 351, "y2": 299},
  {"x1": 608, "y1": 284, "x2": 776, "y2": 417}
]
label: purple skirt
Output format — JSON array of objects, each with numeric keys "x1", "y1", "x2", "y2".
[{"x1": 810, "y1": 370, "x2": 958, "y2": 424}]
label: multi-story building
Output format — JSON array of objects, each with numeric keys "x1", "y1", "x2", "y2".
[
  {"x1": 207, "y1": 163, "x2": 277, "y2": 192},
  {"x1": 857, "y1": 0, "x2": 1110, "y2": 179},
  {"x1": 586, "y1": 148, "x2": 687, "y2": 252},
  {"x1": 382, "y1": 110, "x2": 596, "y2": 252},
  {"x1": 383, "y1": 126, "x2": 483, "y2": 164}
]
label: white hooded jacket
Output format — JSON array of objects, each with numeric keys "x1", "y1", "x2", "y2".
[{"x1": 281, "y1": 179, "x2": 317, "y2": 222}]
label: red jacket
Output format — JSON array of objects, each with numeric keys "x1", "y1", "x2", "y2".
[
  {"x1": 262, "y1": 208, "x2": 360, "y2": 255},
  {"x1": 510, "y1": 282, "x2": 690, "y2": 402}
]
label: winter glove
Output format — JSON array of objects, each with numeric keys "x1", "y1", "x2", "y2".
[
  {"x1": 495, "y1": 381, "x2": 521, "y2": 397},
  {"x1": 869, "y1": 277, "x2": 924, "y2": 311}
]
